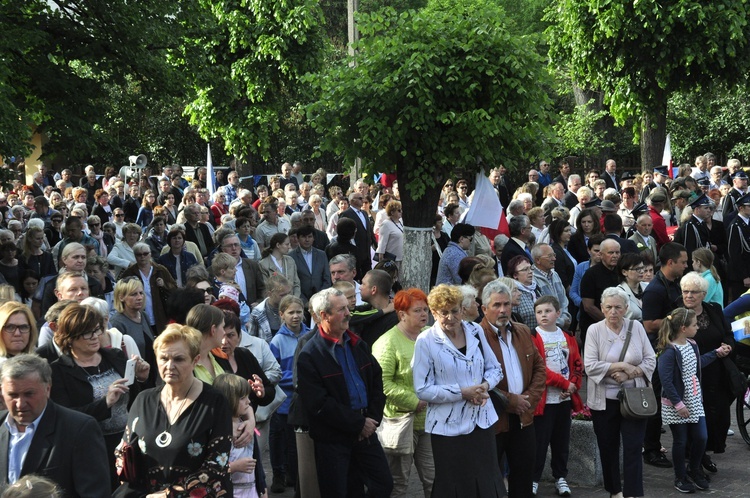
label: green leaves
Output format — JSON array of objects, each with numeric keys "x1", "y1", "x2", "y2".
[{"x1": 306, "y1": 0, "x2": 553, "y2": 221}]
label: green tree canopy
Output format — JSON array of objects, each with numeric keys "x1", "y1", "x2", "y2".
[
  {"x1": 306, "y1": 0, "x2": 554, "y2": 225},
  {"x1": 548, "y1": 0, "x2": 750, "y2": 169},
  {"x1": 179, "y1": 0, "x2": 327, "y2": 167}
]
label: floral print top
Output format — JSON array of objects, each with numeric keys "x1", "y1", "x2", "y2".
[{"x1": 114, "y1": 382, "x2": 232, "y2": 497}]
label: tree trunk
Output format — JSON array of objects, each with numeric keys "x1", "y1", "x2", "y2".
[
  {"x1": 640, "y1": 97, "x2": 668, "y2": 173},
  {"x1": 397, "y1": 159, "x2": 442, "y2": 291},
  {"x1": 401, "y1": 227, "x2": 432, "y2": 292}
]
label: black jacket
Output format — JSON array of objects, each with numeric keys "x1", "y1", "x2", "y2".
[
  {"x1": 215, "y1": 348, "x2": 276, "y2": 411},
  {"x1": 50, "y1": 347, "x2": 142, "y2": 422},
  {"x1": 0, "y1": 401, "x2": 110, "y2": 497},
  {"x1": 297, "y1": 330, "x2": 385, "y2": 444}
]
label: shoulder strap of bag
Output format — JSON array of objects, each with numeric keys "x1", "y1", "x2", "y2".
[{"x1": 618, "y1": 319, "x2": 634, "y2": 362}]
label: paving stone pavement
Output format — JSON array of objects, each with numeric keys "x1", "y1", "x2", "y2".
[{"x1": 266, "y1": 401, "x2": 749, "y2": 497}]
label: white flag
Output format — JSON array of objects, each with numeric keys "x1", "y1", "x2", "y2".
[
  {"x1": 463, "y1": 169, "x2": 502, "y2": 229},
  {"x1": 206, "y1": 144, "x2": 216, "y2": 196}
]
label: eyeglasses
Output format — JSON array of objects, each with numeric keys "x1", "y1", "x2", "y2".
[
  {"x1": 115, "y1": 213, "x2": 124, "y2": 217},
  {"x1": 515, "y1": 266, "x2": 532, "y2": 273},
  {"x1": 2, "y1": 324, "x2": 30, "y2": 335},
  {"x1": 52, "y1": 218, "x2": 63, "y2": 222},
  {"x1": 629, "y1": 266, "x2": 645, "y2": 273},
  {"x1": 196, "y1": 287, "x2": 212, "y2": 295},
  {"x1": 435, "y1": 308, "x2": 462, "y2": 318},
  {"x1": 682, "y1": 289, "x2": 705, "y2": 295},
  {"x1": 135, "y1": 252, "x2": 151, "y2": 257},
  {"x1": 222, "y1": 243, "x2": 240, "y2": 249},
  {"x1": 80, "y1": 327, "x2": 104, "y2": 340}
]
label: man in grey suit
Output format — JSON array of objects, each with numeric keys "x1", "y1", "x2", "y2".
[
  {"x1": 0, "y1": 354, "x2": 110, "y2": 497},
  {"x1": 628, "y1": 213, "x2": 659, "y2": 265},
  {"x1": 290, "y1": 226, "x2": 331, "y2": 305}
]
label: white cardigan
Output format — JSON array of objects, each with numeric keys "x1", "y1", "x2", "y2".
[
  {"x1": 584, "y1": 319, "x2": 656, "y2": 411},
  {"x1": 412, "y1": 321, "x2": 504, "y2": 436}
]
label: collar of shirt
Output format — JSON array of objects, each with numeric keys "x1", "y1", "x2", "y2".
[
  {"x1": 511, "y1": 237, "x2": 527, "y2": 250},
  {"x1": 5, "y1": 406, "x2": 46, "y2": 436}
]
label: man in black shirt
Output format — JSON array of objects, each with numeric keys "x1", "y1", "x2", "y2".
[
  {"x1": 579, "y1": 239, "x2": 621, "y2": 346},
  {"x1": 641, "y1": 242, "x2": 688, "y2": 468}
]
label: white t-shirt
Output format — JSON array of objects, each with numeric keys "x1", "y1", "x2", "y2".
[{"x1": 536, "y1": 327, "x2": 569, "y2": 404}]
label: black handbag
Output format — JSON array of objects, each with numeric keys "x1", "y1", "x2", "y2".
[
  {"x1": 722, "y1": 357, "x2": 748, "y2": 398},
  {"x1": 617, "y1": 320, "x2": 658, "y2": 419}
]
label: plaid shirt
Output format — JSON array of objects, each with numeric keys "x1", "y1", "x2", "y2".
[{"x1": 224, "y1": 183, "x2": 238, "y2": 206}]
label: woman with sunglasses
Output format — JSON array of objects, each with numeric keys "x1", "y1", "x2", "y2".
[
  {"x1": 46, "y1": 211, "x2": 65, "y2": 247},
  {"x1": 50, "y1": 303, "x2": 150, "y2": 490},
  {"x1": 120, "y1": 242, "x2": 176, "y2": 335}
]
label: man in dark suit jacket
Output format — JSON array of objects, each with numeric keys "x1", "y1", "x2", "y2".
[
  {"x1": 0, "y1": 355, "x2": 109, "y2": 497},
  {"x1": 290, "y1": 226, "x2": 331, "y2": 305},
  {"x1": 602, "y1": 214, "x2": 639, "y2": 254},
  {"x1": 500, "y1": 215, "x2": 533, "y2": 275},
  {"x1": 602, "y1": 159, "x2": 620, "y2": 192},
  {"x1": 339, "y1": 192, "x2": 373, "y2": 280},
  {"x1": 183, "y1": 204, "x2": 215, "y2": 262}
]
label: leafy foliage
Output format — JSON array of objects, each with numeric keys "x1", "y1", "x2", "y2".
[
  {"x1": 553, "y1": 100, "x2": 613, "y2": 168},
  {"x1": 668, "y1": 83, "x2": 750, "y2": 163},
  {"x1": 548, "y1": 0, "x2": 750, "y2": 126},
  {"x1": 179, "y1": 0, "x2": 328, "y2": 166},
  {"x1": 0, "y1": 0, "x2": 185, "y2": 165},
  {"x1": 306, "y1": 0, "x2": 554, "y2": 223}
]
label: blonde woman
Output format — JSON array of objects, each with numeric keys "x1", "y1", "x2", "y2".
[{"x1": 0, "y1": 302, "x2": 38, "y2": 365}]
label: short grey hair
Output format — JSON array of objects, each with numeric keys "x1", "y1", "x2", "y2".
[
  {"x1": 507, "y1": 200, "x2": 525, "y2": 216},
  {"x1": 531, "y1": 242, "x2": 551, "y2": 261},
  {"x1": 310, "y1": 288, "x2": 344, "y2": 316},
  {"x1": 576, "y1": 186, "x2": 593, "y2": 201},
  {"x1": 329, "y1": 254, "x2": 356, "y2": 271},
  {"x1": 80, "y1": 297, "x2": 110, "y2": 320},
  {"x1": 680, "y1": 271, "x2": 708, "y2": 293},
  {"x1": 132, "y1": 242, "x2": 151, "y2": 256},
  {"x1": 568, "y1": 174, "x2": 581, "y2": 186},
  {"x1": 493, "y1": 234, "x2": 509, "y2": 250},
  {"x1": 0, "y1": 354, "x2": 52, "y2": 385},
  {"x1": 508, "y1": 215, "x2": 530, "y2": 237},
  {"x1": 601, "y1": 286, "x2": 629, "y2": 308},
  {"x1": 458, "y1": 285, "x2": 478, "y2": 309},
  {"x1": 482, "y1": 279, "x2": 512, "y2": 306}
]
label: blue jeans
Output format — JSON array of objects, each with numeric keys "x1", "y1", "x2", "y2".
[{"x1": 669, "y1": 417, "x2": 707, "y2": 480}]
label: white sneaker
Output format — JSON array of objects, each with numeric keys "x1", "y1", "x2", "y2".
[
  {"x1": 532, "y1": 481, "x2": 539, "y2": 495},
  {"x1": 556, "y1": 477, "x2": 572, "y2": 497},
  {"x1": 727, "y1": 429, "x2": 735, "y2": 436}
]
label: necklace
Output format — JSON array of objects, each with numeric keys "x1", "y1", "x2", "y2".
[{"x1": 156, "y1": 380, "x2": 195, "y2": 448}]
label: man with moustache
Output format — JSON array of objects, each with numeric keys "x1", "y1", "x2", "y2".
[{"x1": 479, "y1": 280, "x2": 546, "y2": 498}]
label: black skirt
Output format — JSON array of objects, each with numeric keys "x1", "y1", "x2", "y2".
[{"x1": 430, "y1": 425, "x2": 506, "y2": 498}]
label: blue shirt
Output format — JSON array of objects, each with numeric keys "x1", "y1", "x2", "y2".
[
  {"x1": 334, "y1": 333, "x2": 368, "y2": 410},
  {"x1": 5, "y1": 406, "x2": 47, "y2": 483}
]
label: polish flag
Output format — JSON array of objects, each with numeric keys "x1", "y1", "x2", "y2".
[
  {"x1": 462, "y1": 169, "x2": 510, "y2": 241},
  {"x1": 663, "y1": 134, "x2": 676, "y2": 179}
]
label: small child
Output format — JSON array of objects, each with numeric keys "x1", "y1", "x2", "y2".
[
  {"x1": 530, "y1": 295, "x2": 583, "y2": 497},
  {"x1": 268, "y1": 295, "x2": 309, "y2": 493},
  {"x1": 213, "y1": 373, "x2": 268, "y2": 498},
  {"x1": 332, "y1": 280, "x2": 357, "y2": 311},
  {"x1": 657, "y1": 307, "x2": 731, "y2": 493},
  {"x1": 690, "y1": 250, "x2": 723, "y2": 307}
]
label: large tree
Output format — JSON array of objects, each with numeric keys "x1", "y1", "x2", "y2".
[
  {"x1": 178, "y1": 0, "x2": 327, "y2": 171},
  {"x1": 548, "y1": 0, "x2": 750, "y2": 170},
  {"x1": 0, "y1": 0, "x2": 186, "y2": 166},
  {"x1": 306, "y1": 0, "x2": 553, "y2": 289}
]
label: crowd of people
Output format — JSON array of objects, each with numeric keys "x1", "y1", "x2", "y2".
[{"x1": 0, "y1": 154, "x2": 748, "y2": 498}]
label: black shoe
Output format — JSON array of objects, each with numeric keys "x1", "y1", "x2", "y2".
[
  {"x1": 701, "y1": 454, "x2": 717, "y2": 473},
  {"x1": 284, "y1": 474, "x2": 297, "y2": 488},
  {"x1": 674, "y1": 478, "x2": 696, "y2": 493},
  {"x1": 271, "y1": 474, "x2": 286, "y2": 493},
  {"x1": 644, "y1": 451, "x2": 673, "y2": 468},
  {"x1": 689, "y1": 471, "x2": 710, "y2": 490}
]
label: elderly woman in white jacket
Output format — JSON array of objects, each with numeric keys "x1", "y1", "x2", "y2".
[
  {"x1": 584, "y1": 286, "x2": 656, "y2": 498},
  {"x1": 412, "y1": 284, "x2": 505, "y2": 498},
  {"x1": 107, "y1": 222, "x2": 141, "y2": 277}
]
